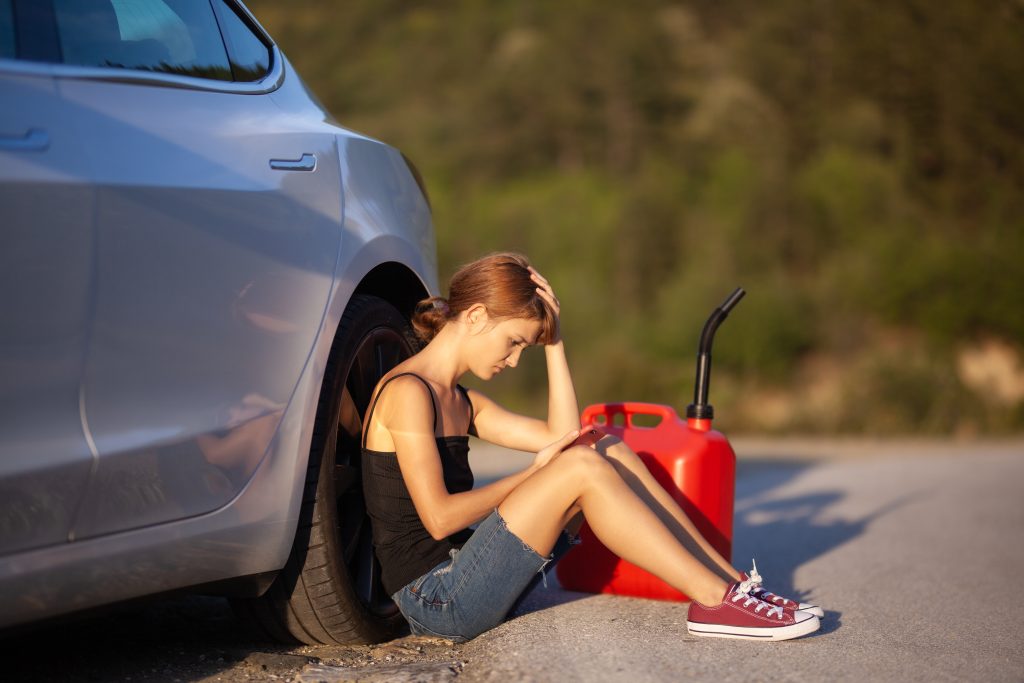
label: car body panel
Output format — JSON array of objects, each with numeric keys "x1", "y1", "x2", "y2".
[
  {"x1": 335, "y1": 138, "x2": 437, "y2": 289},
  {"x1": 0, "y1": 70, "x2": 96, "y2": 556},
  {"x1": 59, "y1": 68, "x2": 344, "y2": 539}
]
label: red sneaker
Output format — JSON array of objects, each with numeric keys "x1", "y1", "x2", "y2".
[
  {"x1": 686, "y1": 580, "x2": 820, "y2": 641},
  {"x1": 741, "y1": 560, "x2": 825, "y2": 618}
]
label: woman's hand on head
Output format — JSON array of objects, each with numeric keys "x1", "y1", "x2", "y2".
[
  {"x1": 532, "y1": 429, "x2": 580, "y2": 469},
  {"x1": 529, "y1": 266, "x2": 561, "y2": 344}
]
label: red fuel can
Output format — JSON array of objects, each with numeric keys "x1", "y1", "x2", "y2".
[
  {"x1": 555, "y1": 287, "x2": 746, "y2": 602},
  {"x1": 555, "y1": 402, "x2": 736, "y2": 601}
]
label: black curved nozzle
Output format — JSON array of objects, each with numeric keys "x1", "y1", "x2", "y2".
[{"x1": 686, "y1": 288, "x2": 745, "y2": 420}]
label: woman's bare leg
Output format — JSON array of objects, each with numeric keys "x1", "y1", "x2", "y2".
[
  {"x1": 594, "y1": 436, "x2": 742, "y2": 583},
  {"x1": 498, "y1": 446, "x2": 728, "y2": 607}
]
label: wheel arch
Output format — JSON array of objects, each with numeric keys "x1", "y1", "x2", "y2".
[{"x1": 352, "y1": 261, "x2": 430, "y2": 321}]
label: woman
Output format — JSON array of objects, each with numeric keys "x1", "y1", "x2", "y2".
[{"x1": 361, "y1": 253, "x2": 822, "y2": 642}]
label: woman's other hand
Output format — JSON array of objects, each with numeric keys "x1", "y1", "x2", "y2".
[{"x1": 532, "y1": 429, "x2": 580, "y2": 469}]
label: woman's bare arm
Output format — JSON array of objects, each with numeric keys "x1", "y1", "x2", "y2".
[
  {"x1": 379, "y1": 376, "x2": 577, "y2": 539},
  {"x1": 469, "y1": 267, "x2": 581, "y2": 452},
  {"x1": 467, "y1": 341, "x2": 580, "y2": 452}
]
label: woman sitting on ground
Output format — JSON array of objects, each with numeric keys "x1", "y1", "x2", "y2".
[{"x1": 361, "y1": 252, "x2": 822, "y2": 642}]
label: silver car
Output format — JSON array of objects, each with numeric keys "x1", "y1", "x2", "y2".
[{"x1": 1, "y1": 0, "x2": 434, "y2": 644}]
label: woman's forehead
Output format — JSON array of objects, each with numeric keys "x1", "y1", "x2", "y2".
[{"x1": 498, "y1": 317, "x2": 542, "y2": 339}]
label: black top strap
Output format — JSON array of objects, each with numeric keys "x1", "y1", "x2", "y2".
[
  {"x1": 456, "y1": 384, "x2": 477, "y2": 437},
  {"x1": 361, "y1": 372, "x2": 438, "y2": 449}
]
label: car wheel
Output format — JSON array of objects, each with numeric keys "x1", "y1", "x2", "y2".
[{"x1": 234, "y1": 294, "x2": 417, "y2": 644}]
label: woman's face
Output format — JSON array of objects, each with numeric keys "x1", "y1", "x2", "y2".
[{"x1": 468, "y1": 315, "x2": 542, "y2": 380}]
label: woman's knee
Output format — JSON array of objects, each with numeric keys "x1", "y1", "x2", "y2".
[
  {"x1": 596, "y1": 437, "x2": 641, "y2": 468},
  {"x1": 557, "y1": 445, "x2": 619, "y2": 479}
]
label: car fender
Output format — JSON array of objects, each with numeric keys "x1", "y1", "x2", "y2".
[{"x1": 239, "y1": 125, "x2": 439, "y2": 557}]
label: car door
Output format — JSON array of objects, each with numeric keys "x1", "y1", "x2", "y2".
[
  {"x1": 0, "y1": 5, "x2": 96, "y2": 555},
  {"x1": 49, "y1": 0, "x2": 345, "y2": 539}
]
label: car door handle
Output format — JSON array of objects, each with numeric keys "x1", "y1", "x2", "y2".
[
  {"x1": 269, "y1": 153, "x2": 316, "y2": 172},
  {"x1": 0, "y1": 128, "x2": 50, "y2": 152}
]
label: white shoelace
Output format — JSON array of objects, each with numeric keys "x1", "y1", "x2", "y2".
[
  {"x1": 748, "y1": 558, "x2": 764, "y2": 587},
  {"x1": 746, "y1": 558, "x2": 792, "y2": 606},
  {"x1": 733, "y1": 577, "x2": 784, "y2": 619}
]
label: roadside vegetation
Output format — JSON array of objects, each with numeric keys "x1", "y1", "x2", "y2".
[{"x1": 248, "y1": 0, "x2": 1024, "y2": 434}]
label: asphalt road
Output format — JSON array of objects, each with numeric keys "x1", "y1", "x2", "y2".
[{"x1": 4, "y1": 439, "x2": 1023, "y2": 682}]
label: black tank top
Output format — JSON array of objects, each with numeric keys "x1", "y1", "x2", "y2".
[{"x1": 361, "y1": 373, "x2": 475, "y2": 597}]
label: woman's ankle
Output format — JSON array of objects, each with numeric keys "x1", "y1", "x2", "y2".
[{"x1": 694, "y1": 581, "x2": 729, "y2": 607}]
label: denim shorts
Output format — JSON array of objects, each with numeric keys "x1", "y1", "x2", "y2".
[{"x1": 391, "y1": 508, "x2": 554, "y2": 642}]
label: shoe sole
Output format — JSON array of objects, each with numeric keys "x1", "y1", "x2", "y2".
[{"x1": 686, "y1": 614, "x2": 820, "y2": 641}]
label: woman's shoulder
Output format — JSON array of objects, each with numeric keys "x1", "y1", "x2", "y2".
[
  {"x1": 363, "y1": 372, "x2": 437, "y2": 449},
  {"x1": 373, "y1": 371, "x2": 436, "y2": 408}
]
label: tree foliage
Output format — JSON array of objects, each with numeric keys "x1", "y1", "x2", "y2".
[{"x1": 248, "y1": 0, "x2": 1024, "y2": 433}]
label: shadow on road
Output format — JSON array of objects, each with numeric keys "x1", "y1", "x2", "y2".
[
  {"x1": 733, "y1": 457, "x2": 917, "y2": 635},
  {"x1": 0, "y1": 594, "x2": 280, "y2": 682},
  {"x1": 507, "y1": 455, "x2": 916, "y2": 639}
]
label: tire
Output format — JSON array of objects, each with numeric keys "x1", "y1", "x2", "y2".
[{"x1": 233, "y1": 294, "x2": 417, "y2": 644}]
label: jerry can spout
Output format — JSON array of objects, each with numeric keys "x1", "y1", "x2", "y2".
[{"x1": 686, "y1": 288, "x2": 745, "y2": 421}]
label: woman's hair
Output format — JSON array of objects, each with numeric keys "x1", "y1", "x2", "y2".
[{"x1": 411, "y1": 252, "x2": 558, "y2": 344}]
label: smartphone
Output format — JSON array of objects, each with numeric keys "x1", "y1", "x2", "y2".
[{"x1": 567, "y1": 427, "x2": 605, "y2": 449}]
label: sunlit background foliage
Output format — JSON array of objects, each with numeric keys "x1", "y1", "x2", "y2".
[{"x1": 248, "y1": 0, "x2": 1024, "y2": 434}]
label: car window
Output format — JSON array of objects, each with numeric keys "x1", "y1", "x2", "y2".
[
  {"x1": 53, "y1": 0, "x2": 233, "y2": 81},
  {"x1": 213, "y1": 1, "x2": 270, "y2": 82},
  {"x1": 0, "y1": 0, "x2": 14, "y2": 59}
]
